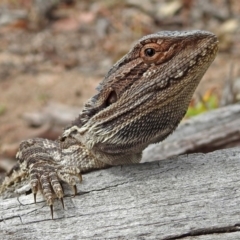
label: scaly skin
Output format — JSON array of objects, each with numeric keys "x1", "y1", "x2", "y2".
[{"x1": 0, "y1": 30, "x2": 218, "y2": 218}]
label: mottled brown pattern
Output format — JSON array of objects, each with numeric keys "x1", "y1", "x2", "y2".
[{"x1": 0, "y1": 30, "x2": 218, "y2": 218}]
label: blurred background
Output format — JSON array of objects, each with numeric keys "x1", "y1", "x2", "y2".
[{"x1": 0, "y1": 0, "x2": 239, "y2": 176}]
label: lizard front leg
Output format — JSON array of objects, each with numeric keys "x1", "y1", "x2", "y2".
[{"x1": 0, "y1": 137, "x2": 107, "y2": 218}]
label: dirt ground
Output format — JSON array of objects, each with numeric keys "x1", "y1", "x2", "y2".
[{"x1": 0, "y1": 0, "x2": 240, "y2": 174}]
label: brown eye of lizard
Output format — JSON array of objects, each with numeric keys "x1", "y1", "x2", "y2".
[
  {"x1": 144, "y1": 48, "x2": 156, "y2": 57},
  {"x1": 141, "y1": 42, "x2": 174, "y2": 64}
]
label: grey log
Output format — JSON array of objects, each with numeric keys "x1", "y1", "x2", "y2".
[{"x1": 1, "y1": 148, "x2": 240, "y2": 240}]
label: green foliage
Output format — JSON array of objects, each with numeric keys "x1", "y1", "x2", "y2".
[
  {"x1": 185, "y1": 90, "x2": 219, "y2": 118},
  {"x1": 38, "y1": 93, "x2": 50, "y2": 103},
  {"x1": 0, "y1": 104, "x2": 6, "y2": 116}
]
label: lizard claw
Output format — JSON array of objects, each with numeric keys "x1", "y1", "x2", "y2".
[
  {"x1": 28, "y1": 163, "x2": 82, "y2": 218},
  {"x1": 50, "y1": 204, "x2": 54, "y2": 219},
  {"x1": 60, "y1": 197, "x2": 64, "y2": 209},
  {"x1": 33, "y1": 192, "x2": 37, "y2": 204},
  {"x1": 78, "y1": 173, "x2": 82, "y2": 183},
  {"x1": 72, "y1": 185, "x2": 77, "y2": 196}
]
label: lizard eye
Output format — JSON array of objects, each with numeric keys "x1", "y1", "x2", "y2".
[
  {"x1": 140, "y1": 43, "x2": 169, "y2": 64},
  {"x1": 144, "y1": 48, "x2": 155, "y2": 57}
]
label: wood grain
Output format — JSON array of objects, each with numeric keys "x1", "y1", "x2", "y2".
[{"x1": 1, "y1": 148, "x2": 240, "y2": 239}]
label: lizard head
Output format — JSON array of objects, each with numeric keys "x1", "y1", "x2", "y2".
[{"x1": 64, "y1": 30, "x2": 218, "y2": 164}]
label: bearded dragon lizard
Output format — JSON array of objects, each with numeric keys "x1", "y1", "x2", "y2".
[{"x1": 0, "y1": 30, "x2": 218, "y2": 218}]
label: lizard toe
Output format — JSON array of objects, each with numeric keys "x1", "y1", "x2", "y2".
[{"x1": 57, "y1": 166, "x2": 82, "y2": 196}]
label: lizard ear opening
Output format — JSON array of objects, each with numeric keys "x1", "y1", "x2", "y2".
[{"x1": 105, "y1": 90, "x2": 117, "y2": 107}]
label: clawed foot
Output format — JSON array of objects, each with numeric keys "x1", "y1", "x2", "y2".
[{"x1": 29, "y1": 163, "x2": 82, "y2": 219}]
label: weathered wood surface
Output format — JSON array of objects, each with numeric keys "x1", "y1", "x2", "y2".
[{"x1": 1, "y1": 148, "x2": 240, "y2": 239}]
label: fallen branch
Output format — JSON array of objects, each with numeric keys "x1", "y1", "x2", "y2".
[{"x1": 1, "y1": 148, "x2": 240, "y2": 239}]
